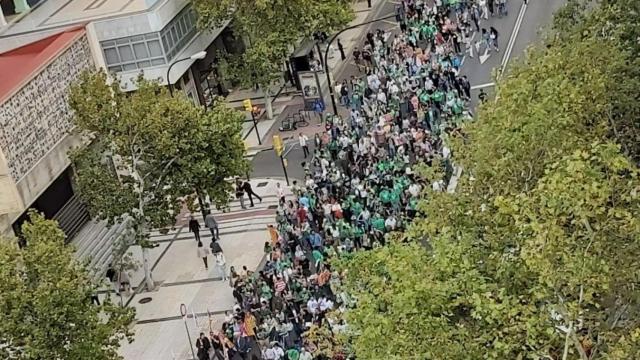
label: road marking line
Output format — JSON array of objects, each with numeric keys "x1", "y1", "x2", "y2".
[
  {"x1": 284, "y1": 143, "x2": 297, "y2": 157},
  {"x1": 500, "y1": 2, "x2": 528, "y2": 75},
  {"x1": 470, "y1": 82, "x2": 496, "y2": 90}
]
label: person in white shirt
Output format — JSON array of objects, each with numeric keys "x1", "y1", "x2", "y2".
[
  {"x1": 299, "y1": 133, "x2": 309, "y2": 158},
  {"x1": 299, "y1": 347, "x2": 313, "y2": 360},
  {"x1": 276, "y1": 182, "x2": 286, "y2": 204},
  {"x1": 385, "y1": 215, "x2": 397, "y2": 231},
  {"x1": 307, "y1": 297, "x2": 319, "y2": 314},
  {"x1": 214, "y1": 253, "x2": 228, "y2": 281},
  {"x1": 409, "y1": 183, "x2": 422, "y2": 197}
]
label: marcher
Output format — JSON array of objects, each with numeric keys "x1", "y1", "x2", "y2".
[
  {"x1": 209, "y1": 1, "x2": 510, "y2": 357},
  {"x1": 189, "y1": 215, "x2": 201, "y2": 242},
  {"x1": 242, "y1": 180, "x2": 262, "y2": 207},
  {"x1": 490, "y1": 26, "x2": 499, "y2": 51},
  {"x1": 197, "y1": 241, "x2": 210, "y2": 270},
  {"x1": 196, "y1": 332, "x2": 212, "y2": 360},
  {"x1": 299, "y1": 132, "x2": 310, "y2": 158},
  {"x1": 204, "y1": 211, "x2": 219, "y2": 239}
]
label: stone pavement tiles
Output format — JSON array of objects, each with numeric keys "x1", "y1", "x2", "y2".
[{"x1": 116, "y1": 179, "x2": 293, "y2": 359}]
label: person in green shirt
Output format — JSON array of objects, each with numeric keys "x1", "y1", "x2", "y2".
[
  {"x1": 312, "y1": 249, "x2": 324, "y2": 267},
  {"x1": 379, "y1": 188, "x2": 392, "y2": 204},
  {"x1": 287, "y1": 348, "x2": 300, "y2": 360},
  {"x1": 432, "y1": 90, "x2": 444, "y2": 103},
  {"x1": 372, "y1": 214, "x2": 386, "y2": 232},
  {"x1": 351, "y1": 201, "x2": 363, "y2": 216}
]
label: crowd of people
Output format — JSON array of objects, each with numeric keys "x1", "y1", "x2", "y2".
[{"x1": 193, "y1": 0, "x2": 506, "y2": 358}]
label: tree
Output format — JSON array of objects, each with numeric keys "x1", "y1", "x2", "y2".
[
  {"x1": 193, "y1": 0, "x2": 353, "y2": 118},
  {"x1": 337, "y1": 0, "x2": 640, "y2": 358},
  {"x1": 68, "y1": 71, "x2": 248, "y2": 290},
  {"x1": 0, "y1": 212, "x2": 134, "y2": 359}
]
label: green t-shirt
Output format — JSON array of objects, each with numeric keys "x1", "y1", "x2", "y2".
[
  {"x1": 372, "y1": 217, "x2": 386, "y2": 231},
  {"x1": 312, "y1": 250, "x2": 324, "y2": 264},
  {"x1": 287, "y1": 349, "x2": 300, "y2": 360},
  {"x1": 432, "y1": 91, "x2": 444, "y2": 103},
  {"x1": 351, "y1": 201, "x2": 363, "y2": 216},
  {"x1": 379, "y1": 189, "x2": 392, "y2": 204},
  {"x1": 389, "y1": 189, "x2": 401, "y2": 204}
]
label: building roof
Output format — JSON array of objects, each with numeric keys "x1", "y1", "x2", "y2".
[{"x1": 0, "y1": 26, "x2": 86, "y2": 104}]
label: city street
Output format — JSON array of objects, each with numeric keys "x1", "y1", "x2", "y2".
[{"x1": 251, "y1": 0, "x2": 568, "y2": 182}]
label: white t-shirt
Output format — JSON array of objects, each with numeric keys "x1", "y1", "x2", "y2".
[{"x1": 299, "y1": 135, "x2": 308, "y2": 147}]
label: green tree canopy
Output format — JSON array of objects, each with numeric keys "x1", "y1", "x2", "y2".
[
  {"x1": 69, "y1": 71, "x2": 248, "y2": 289},
  {"x1": 0, "y1": 212, "x2": 134, "y2": 359},
  {"x1": 337, "y1": 1, "x2": 640, "y2": 359},
  {"x1": 193, "y1": 0, "x2": 353, "y2": 117}
]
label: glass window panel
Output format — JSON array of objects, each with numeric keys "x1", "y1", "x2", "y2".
[
  {"x1": 176, "y1": 21, "x2": 184, "y2": 38},
  {"x1": 136, "y1": 60, "x2": 151, "y2": 68},
  {"x1": 131, "y1": 35, "x2": 144, "y2": 42},
  {"x1": 133, "y1": 43, "x2": 149, "y2": 59},
  {"x1": 151, "y1": 58, "x2": 166, "y2": 66},
  {"x1": 116, "y1": 38, "x2": 130, "y2": 45},
  {"x1": 102, "y1": 40, "x2": 115, "y2": 47},
  {"x1": 108, "y1": 65, "x2": 122, "y2": 72},
  {"x1": 161, "y1": 35, "x2": 169, "y2": 52},
  {"x1": 145, "y1": 33, "x2": 159, "y2": 39},
  {"x1": 118, "y1": 45, "x2": 134, "y2": 62},
  {"x1": 171, "y1": 27, "x2": 178, "y2": 43},
  {"x1": 148, "y1": 40, "x2": 163, "y2": 57},
  {"x1": 104, "y1": 47, "x2": 119, "y2": 65},
  {"x1": 123, "y1": 63, "x2": 137, "y2": 71}
]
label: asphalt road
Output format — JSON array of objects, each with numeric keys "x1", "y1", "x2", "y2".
[{"x1": 251, "y1": 0, "x2": 568, "y2": 180}]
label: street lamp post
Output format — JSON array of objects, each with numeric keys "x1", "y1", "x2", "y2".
[
  {"x1": 166, "y1": 51, "x2": 207, "y2": 97},
  {"x1": 323, "y1": 14, "x2": 396, "y2": 115},
  {"x1": 180, "y1": 304, "x2": 197, "y2": 360}
]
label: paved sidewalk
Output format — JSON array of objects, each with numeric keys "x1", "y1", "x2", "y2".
[{"x1": 116, "y1": 179, "x2": 292, "y2": 360}]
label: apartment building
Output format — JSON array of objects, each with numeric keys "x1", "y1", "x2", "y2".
[{"x1": 0, "y1": 0, "x2": 243, "y2": 239}]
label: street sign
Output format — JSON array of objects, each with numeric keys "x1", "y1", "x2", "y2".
[
  {"x1": 273, "y1": 135, "x2": 284, "y2": 156},
  {"x1": 243, "y1": 99, "x2": 252, "y2": 112}
]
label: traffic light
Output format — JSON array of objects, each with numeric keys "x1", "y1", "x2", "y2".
[
  {"x1": 243, "y1": 99, "x2": 252, "y2": 112},
  {"x1": 273, "y1": 135, "x2": 283, "y2": 156}
]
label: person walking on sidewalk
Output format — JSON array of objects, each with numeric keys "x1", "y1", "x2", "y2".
[
  {"x1": 337, "y1": 38, "x2": 346, "y2": 61},
  {"x1": 197, "y1": 241, "x2": 210, "y2": 270},
  {"x1": 204, "y1": 211, "x2": 219, "y2": 239},
  {"x1": 242, "y1": 180, "x2": 262, "y2": 207},
  {"x1": 299, "y1": 133, "x2": 310, "y2": 158},
  {"x1": 235, "y1": 178, "x2": 246, "y2": 209},
  {"x1": 214, "y1": 252, "x2": 228, "y2": 281},
  {"x1": 189, "y1": 215, "x2": 201, "y2": 242}
]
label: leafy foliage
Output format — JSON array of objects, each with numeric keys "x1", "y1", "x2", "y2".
[
  {"x1": 0, "y1": 212, "x2": 134, "y2": 360},
  {"x1": 337, "y1": 1, "x2": 640, "y2": 359},
  {"x1": 194, "y1": 0, "x2": 353, "y2": 89},
  {"x1": 69, "y1": 70, "x2": 248, "y2": 235}
]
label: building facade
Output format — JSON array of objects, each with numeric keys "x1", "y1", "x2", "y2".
[
  {"x1": 0, "y1": 27, "x2": 93, "y2": 236},
  {"x1": 0, "y1": 0, "x2": 245, "y2": 238}
]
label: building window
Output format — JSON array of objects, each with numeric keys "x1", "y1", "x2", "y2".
[
  {"x1": 101, "y1": 33, "x2": 167, "y2": 73},
  {"x1": 160, "y1": 4, "x2": 198, "y2": 61}
]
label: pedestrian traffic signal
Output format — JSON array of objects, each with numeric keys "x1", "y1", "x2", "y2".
[
  {"x1": 243, "y1": 99, "x2": 252, "y2": 112},
  {"x1": 273, "y1": 135, "x2": 283, "y2": 156}
]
